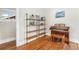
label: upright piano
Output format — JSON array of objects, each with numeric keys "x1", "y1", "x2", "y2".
[{"x1": 50, "y1": 24, "x2": 70, "y2": 44}]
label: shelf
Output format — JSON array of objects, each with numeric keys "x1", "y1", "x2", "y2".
[
  {"x1": 26, "y1": 14, "x2": 46, "y2": 40},
  {"x1": 26, "y1": 28, "x2": 46, "y2": 33},
  {"x1": 38, "y1": 32, "x2": 46, "y2": 36},
  {"x1": 26, "y1": 25, "x2": 36, "y2": 27},
  {"x1": 6, "y1": 16, "x2": 16, "y2": 19},
  {"x1": 26, "y1": 32, "x2": 45, "y2": 40},
  {"x1": 26, "y1": 19, "x2": 40, "y2": 20},
  {"x1": 26, "y1": 19, "x2": 45, "y2": 21},
  {"x1": 26, "y1": 24, "x2": 45, "y2": 27},
  {"x1": 39, "y1": 24, "x2": 45, "y2": 26},
  {"x1": 36, "y1": 24, "x2": 45, "y2": 26},
  {"x1": 26, "y1": 35, "x2": 37, "y2": 40}
]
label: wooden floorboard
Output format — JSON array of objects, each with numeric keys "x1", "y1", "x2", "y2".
[
  {"x1": 0, "y1": 40, "x2": 16, "y2": 50},
  {"x1": 0, "y1": 36, "x2": 79, "y2": 50},
  {"x1": 16, "y1": 36, "x2": 79, "y2": 50}
]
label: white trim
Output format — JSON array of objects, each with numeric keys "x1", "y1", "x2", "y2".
[
  {"x1": 28, "y1": 35, "x2": 44, "y2": 43},
  {"x1": 70, "y1": 38, "x2": 79, "y2": 44},
  {"x1": 46, "y1": 33, "x2": 50, "y2": 36},
  {"x1": 16, "y1": 40, "x2": 26, "y2": 47},
  {"x1": 0, "y1": 19, "x2": 16, "y2": 22},
  {"x1": 0, "y1": 37, "x2": 16, "y2": 44}
]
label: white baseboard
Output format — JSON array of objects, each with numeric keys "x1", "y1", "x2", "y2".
[
  {"x1": 70, "y1": 38, "x2": 79, "y2": 44},
  {"x1": 46, "y1": 33, "x2": 51, "y2": 36},
  {"x1": 0, "y1": 37, "x2": 16, "y2": 44},
  {"x1": 28, "y1": 35, "x2": 44, "y2": 43},
  {"x1": 16, "y1": 40, "x2": 26, "y2": 47}
]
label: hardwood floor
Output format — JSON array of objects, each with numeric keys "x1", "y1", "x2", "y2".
[
  {"x1": 16, "y1": 36, "x2": 79, "y2": 50},
  {"x1": 0, "y1": 40, "x2": 16, "y2": 50},
  {"x1": 0, "y1": 36, "x2": 79, "y2": 50}
]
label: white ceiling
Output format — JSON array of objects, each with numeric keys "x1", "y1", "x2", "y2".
[{"x1": 0, "y1": 8, "x2": 16, "y2": 19}]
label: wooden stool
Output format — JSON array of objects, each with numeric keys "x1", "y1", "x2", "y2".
[{"x1": 51, "y1": 34, "x2": 66, "y2": 49}]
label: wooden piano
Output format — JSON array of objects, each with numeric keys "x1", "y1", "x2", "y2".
[{"x1": 50, "y1": 24, "x2": 70, "y2": 44}]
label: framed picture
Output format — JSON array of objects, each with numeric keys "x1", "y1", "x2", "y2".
[{"x1": 56, "y1": 11, "x2": 65, "y2": 18}]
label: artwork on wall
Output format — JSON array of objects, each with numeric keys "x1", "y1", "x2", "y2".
[{"x1": 56, "y1": 11, "x2": 65, "y2": 18}]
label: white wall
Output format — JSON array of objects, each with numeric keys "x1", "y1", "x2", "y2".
[
  {"x1": 0, "y1": 20, "x2": 16, "y2": 44},
  {"x1": 46, "y1": 8, "x2": 79, "y2": 43},
  {"x1": 16, "y1": 8, "x2": 79, "y2": 47},
  {"x1": 16, "y1": 8, "x2": 26, "y2": 47},
  {"x1": 16, "y1": 8, "x2": 47, "y2": 46},
  {"x1": 69, "y1": 9, "x2": 79, "y2": 43}
]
